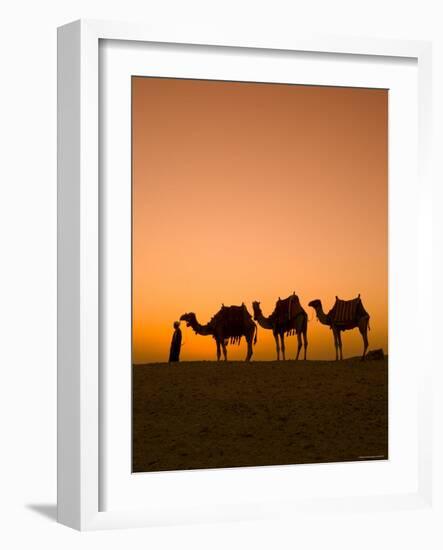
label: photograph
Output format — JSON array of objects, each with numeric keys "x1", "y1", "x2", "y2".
[{"x1": 131, "y1": 76, "x2": 388, "y2": 473}]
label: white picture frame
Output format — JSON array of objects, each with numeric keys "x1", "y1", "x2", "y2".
[{"x1": 57, "y1": 19, "x2": 433, "y2": 531}]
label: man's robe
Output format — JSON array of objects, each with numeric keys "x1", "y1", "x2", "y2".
[{"x1": 168, "y1": 328, "x2": 182, "y2": 362}]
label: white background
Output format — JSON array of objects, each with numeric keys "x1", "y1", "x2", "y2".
[{"x1": 0, "y1": 1, "x2": 442, "y2": 549}]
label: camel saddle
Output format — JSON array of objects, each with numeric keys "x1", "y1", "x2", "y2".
[
  {"x1": 327, "y1": 295, "x2": 368, "y2": 325},
  {"x1": 271, "y1": 294, "x2": 303, "y2": 324},
  {"x1": 211, "y1": 303, "x2": 252, "y2": 336}
]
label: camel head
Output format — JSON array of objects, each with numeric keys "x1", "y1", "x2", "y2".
[
  {"x1": 179, "y1": 312, "x2": 197, "y2": 328},
  {"x1": 308, "y1": 299, "x2": 322, "y2": 310},
  {"x1": 252, "y1": 301, "x2": 262, "y2": 320}
]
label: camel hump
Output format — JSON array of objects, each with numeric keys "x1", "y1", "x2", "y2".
[
  {"x1": 271, "y1": 293, "x2": 303, "y2": 323},
  {"x1": 211, "y1": 304, "x2": 254, "y2": 340},
  {"x1": 329, "y1": 295, "x2": 368, "y2": 324},
  {"x1": 213, "y1": 304, "x2": 252, "y2": 322}
]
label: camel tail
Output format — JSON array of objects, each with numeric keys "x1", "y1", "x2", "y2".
[{"x1": 254, "y1": 324, "x2": 258, "y2": 345}]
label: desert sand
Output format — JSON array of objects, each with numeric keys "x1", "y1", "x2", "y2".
[{"x1": 132, "y1": 357, "x2": 388, "y2": 473}]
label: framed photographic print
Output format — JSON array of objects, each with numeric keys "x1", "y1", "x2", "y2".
[
  {"x1": 131, "y1": 75, "x2": 388, "y2": 474},
  {"x1": 57, "y1": 20, "x2": 433, "y2": 530}
]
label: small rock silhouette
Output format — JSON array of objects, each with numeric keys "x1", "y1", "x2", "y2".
[{"x1": 365, "y1": 349, "x2": 384, "y2": 360}]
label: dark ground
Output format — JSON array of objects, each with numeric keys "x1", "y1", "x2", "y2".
[{"x1": 132, "y1": 357, "x2": 388, "y2": 472}]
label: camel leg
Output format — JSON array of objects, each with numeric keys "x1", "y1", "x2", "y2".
[
  {"x1": 245, "y1": 335, "x2": 253, "y2": 362},
  {"x1": 280, "y1": 333, "x2": 286, "y2": 360},
  {"x1": 274, "y1": 332, "x2": 280, "y2": 360},
  {"x1": 216, "y1": 340, "x2": 221, "y2": 361},
  {"x1": 337, "y1": 330, "x2": 343, "y2": 360},
  {"x1": 295, "y1": 332, "x2": 302, "y2": 360},
  {"x1": 302, "y1": 330, "x2": 308, "y2": 360},
  {"x1": 359, "y1": 321, "x2": 369, "y2": 361},
  {"x1": 222, "y1": 340, "x2": 228, "y2": 361},
  {"x1": 333, "y1": 329, "x2": 339, "y2": 361}
]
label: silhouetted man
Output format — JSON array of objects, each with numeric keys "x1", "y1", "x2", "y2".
[{"x1": 168, "y1": 321, "x2": 182, "y2": 363}]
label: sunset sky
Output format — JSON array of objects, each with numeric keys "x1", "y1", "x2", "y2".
[{"x1": 132, "y1": 77, "x2": 388, "y2": 363}]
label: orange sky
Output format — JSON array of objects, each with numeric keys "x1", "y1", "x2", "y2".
[{"x1": 132, "y1": 77, "x2": 388, "y2": 363}]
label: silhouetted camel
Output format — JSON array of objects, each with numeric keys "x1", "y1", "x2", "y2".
[
  {"x1": 252, "y1": 292, "x2": 308, "y2": 360},
  {"x1": 180, "y1": 303, "x2": 257, "y2": 362},
  {"x1": 308, "y1": 295, "x2": 370, "y2": 360}
]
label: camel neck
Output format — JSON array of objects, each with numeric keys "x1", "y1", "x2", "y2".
[
  {"x1": 254, "y1": 309, "x2": 273, "y2": 330},
  {"x1": 191, "y1": 318, "x2": 212, "y2": 336},
  {"x1": 315, "y1": 304, "x2": 330, "y2": 325}
]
